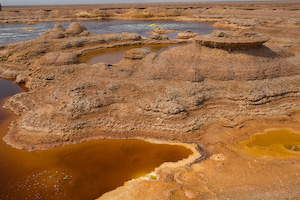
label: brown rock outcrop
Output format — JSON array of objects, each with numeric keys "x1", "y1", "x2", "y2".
[
  {"x1": 177, "y1": 30, "x2": 198, "y2": 39},
  {"x1": 0, "y1": 63, "x2": 27, "y2": 79},
  {"x1": 134, "y1": 43, "x2": 298, "y2": 82},
  {"x1": 75, "y1": 11, "x2": 93, "y2": 18},
  {"x1": 43, "y1": 52, "x2": 79, "y2": 66},
  {"x1": 40, "y1": 30, "x2": 65, "y2": 40},
  {"x1": 123, "y1": 48, "x2": 150, "y2": 60},
  {"x1": 149, "y1": 33, "x2": 168, "y2": 40},
  {"x1": 52, "y1": 24, "x2": 66, "y2": 32},
  {"x1": 66, "y1": 22, "x2": 88, "y2": 36},
  {"x1": 38, "y1": 24, "x2": 66, "y2": 40},
  {"x1": 151, "y1": 28, "x2": 176, "y2": 34},
  {"x1": 194, "y1": 30, "x2": 270, "y2": 50}
]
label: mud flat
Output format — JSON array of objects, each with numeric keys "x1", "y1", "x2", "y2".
[
  {"x1": 0, "y1": 1, "x2": 300, "y2": 24},
  {"x1": 0, "y1": 1, "x2": 300, "y2": 199}
]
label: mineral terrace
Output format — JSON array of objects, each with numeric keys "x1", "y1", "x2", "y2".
[{"x1": 0, "y1": 1, "x2": 300, "y2": 199}]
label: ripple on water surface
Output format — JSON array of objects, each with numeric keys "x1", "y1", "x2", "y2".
[
  {"x1": 0, "y1": 79, "x2": 192, "y2": 200},
  {"x1": 0, "y1": 20, "x2": 217, "y2": 45}
]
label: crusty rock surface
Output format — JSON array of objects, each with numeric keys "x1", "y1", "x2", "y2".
[
  {"x1": 66, "y1": 22, "x2": 88, "y2": 36},
  {"x1": 134, "y1": 44, "x2": 298, "y2": 81},
  {"x1": 177, "y1": 30, "x2": 198, "y2": 39},
  {"x1": 43, "y1": 31, "x2": 66, "y2": 40},
  {"x1": 43, "y1": 52, "x2": 79, "y2": 66},
  {"x1": 194, "y1": 30, "x2": 270, "y2": 50},
  {"x1": 38, "y1": 24, "x2": 66, "y2": 40},
  {"x1": 123, "y1": 48, "x2": 150, "y2": 60},
  {"x1": 151, "y1": 28, "x2": 176, "y2": 34},
  {"x1": 52, "y1": 24, "x2": 66, "y2": 32},
  {"x1": 0, "y1": 28, "x2": 142, "y2": 66},
  {"x1": 3, "y1": 41, "x2": 300, "y2": 148},
  {"x1": 149, "y1": 33, "x2": 169, "y2": 40}
]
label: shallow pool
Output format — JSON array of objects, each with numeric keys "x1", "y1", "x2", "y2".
[
  {"x1": 78, "y1": 43, "x2": 186, "y2": 64},
  {"x1": 242, "y1": 129, "x2": 300, "y2": 158},
  {"x1": 0, "y1": 79, "x2": 192, "y2": 200}
]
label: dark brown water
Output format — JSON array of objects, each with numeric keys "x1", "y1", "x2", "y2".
[
  {"x1": 0, "y1": 79, "x2": 25, "y2": 100},
  {"x1": 78, "y1": 43, "x2": 186, "y2": 65},
  {"x1": 0, "y1": 79, "x2": 192, "y2": 200}
]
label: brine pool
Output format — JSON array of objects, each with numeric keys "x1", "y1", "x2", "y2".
[
  {"x1": 78, "y1": 43, "x2": 187, "y2": 64},
  {"x1": 0, "y1": 79, "x2": 192, "y2": 199},
  {"x1": 242, "y1": 129, "x2": 300, "y2": 158}
]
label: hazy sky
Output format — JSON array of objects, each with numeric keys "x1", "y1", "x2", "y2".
[
  {"x1": 0, "y1": 0, "x2": 278, "y2": 6},
  {"x1": 1, "y1": 0, "x2": 208, "y2": 6}
]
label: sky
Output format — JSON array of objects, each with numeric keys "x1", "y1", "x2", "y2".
[
  {"x1": 0, "y1": 0, "x2": 281, "y2": 6},
  {"x1": 1, "y1": 0, "x2": 206, "y2": 6}
]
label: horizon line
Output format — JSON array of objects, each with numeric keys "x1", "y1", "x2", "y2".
[{"x1": 1, "y1": 0, "x2": 294, "y2": 7}]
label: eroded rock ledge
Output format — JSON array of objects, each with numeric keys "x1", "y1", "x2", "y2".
[
  {"x1": 1, "y1": 22, "x2": 299, "y2": 150},
  {"x1": 194, "y1": 30, "x2": 270, "y2": 50}
]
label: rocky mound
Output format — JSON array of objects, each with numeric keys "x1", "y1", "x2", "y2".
[
  {"x1": 38, "y1": 24, "x2": 66, "y2": 40},
  {"x1": 52, "y1": 24, "x2": 66, "y2": 32},
  {"x1": 42, "y1": 31, "x2": 65, "y2": 40},
  {"x1": 194, "y1": 30, "x2": 270, "y2": 50},
  {"x1": 43, "y1": 52, "x2": 79, "y2": 66},
  {"x1": 39, "y1": 22, "x2": 91, "y2": 39},
  {"x1": 151, "y1": 27, "x2": 176, "y2": 34},
  {"x1": 177, "y1": 30, "x2": 198, "y2": 39},
  {"x1": 132, "y1": 43, "x2": 299, "y2": 81},
  {"x1": 39, "y1": 23, "x2": 91, "y2": 40},
  {"x1": 123, "y1": 48, "x2": 150, "y2": 60},
  {"x1": 149, "y1": 33, "x2": 169, "y2": 40},
  {"x1": 66, "y1": 22, "x2": 88, "y2": 36}
]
